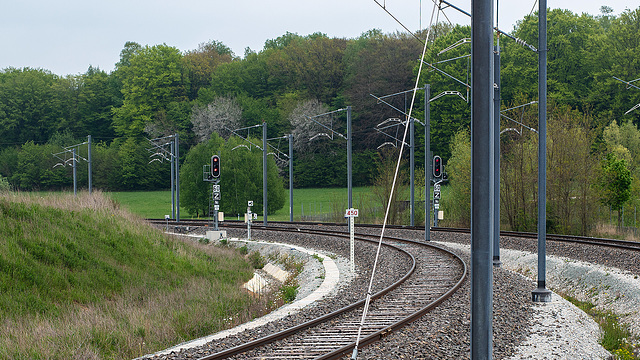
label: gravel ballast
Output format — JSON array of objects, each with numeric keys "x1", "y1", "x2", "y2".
[{"x1": 142, "y1": 226, "x2": 640, "y2": 359}]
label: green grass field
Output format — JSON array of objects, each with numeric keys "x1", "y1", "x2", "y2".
[
  {"x1": 107, "y1": 188, "x2": 374, "y2": 221},
  {"x1": 107, "y1": 185, "x2": 446, "y2": 224},
  {"x1": 107, "y1": 191, "x2": 179, "y2": 219}
]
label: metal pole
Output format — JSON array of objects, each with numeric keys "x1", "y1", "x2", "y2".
[
  {"x1": 347, "y1": 106, "x2": 353, "y2": 209},
  {"x1": 532, "y1": 0, "x2": 552, "y2": 303},
  {"x1": 289, "y1": 134, "x2": 294, "y2": 222},
  {"x1": 425, "y1": 84, "x2": 431, "y2": 241},
  {"x1": 170, "y1": 139, "x2": 175, "y2": 219},
  {"x1": 410, "y1": 112, "x2": 415, "y2": 226},
  {"x1": 471, "y1": 0, "x2": 494, "y2": 357},
  {"x1": 263, "y1": 123, "x2": 268, "y2": 226},
  {"x1": 493, "y1": 42, "x2": 502, "y2": 267},
  {"x1": 72, "y1": 147, "x2": 77, "y2": 196},
  {"x1": 87, "y1": 135, "x2": 92, "y2": 194},
  {"x1": 175, "y1": 134, "x2": 180, "y2": 222}
]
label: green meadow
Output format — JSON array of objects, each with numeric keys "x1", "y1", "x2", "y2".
[{"x1": 108, "y1": 185, "x2": 444, "y2": 224}]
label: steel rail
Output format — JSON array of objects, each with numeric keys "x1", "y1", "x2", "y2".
[
  {"x1": 431, "y1": 226, "x2": 640, "y2": 252},
  {"x1": 197, "y1": 228, "x2": 418, "y2": 360},
  {"x1": 151, "y1": 219, "x2": 640, "y2": 252},
  {"x1": 150, "y1": 222, "x2": 467, "y2": 359}
]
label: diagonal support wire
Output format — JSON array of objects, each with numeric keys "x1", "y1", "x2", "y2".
[
  {"x1": 420, "y1": 59, "x2": 471, "y2": 89},
  {"x1": 625, "y1": 103, "x2": 640, "y2": 115},
  {"x1": 52, "y1": 141, "x2": 90, "y2": 167},
  {"x1": 352, "y1": 1, "x2": 438, "y2": 358},
  {"x1": 370, "y1": 93, "x2": 422, "y2": 124},
  {"x1": 374, "y1": 118, "x2": 410, "y2": 148},
  {"x1": 499, "y1": 101, "x2": 539, "y2": 134},
  {"x1": 372, "y1": 0, "x2": 424, "y2": 44},
  {"x1": 437, "y1": 0, "x2": 538, "y2": 52},
  {"x1": 613, "y1": 76, "x2": 640, "y2": 114},
  {"x1": 304, "y1": 108, "x2": 348, "y2": 141},
  {"x1": 613, "y1": 76, "x2": 640, "y2": 91}
]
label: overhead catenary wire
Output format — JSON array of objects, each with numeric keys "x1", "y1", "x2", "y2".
[
  {"x1": 351, "y1": 1, "x2": 439, "y2": 358},
  {"x1": 612, "y1": 76, "x2": 640, "y2": 115},
  {"x1": 436, "y1": 0, "x2": 538, "y2": 52},
  {"x1": 373, "y1": 0, "x2": 425, "y2": 44}
]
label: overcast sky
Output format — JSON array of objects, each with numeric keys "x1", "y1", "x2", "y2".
[{"x1": 0, "y1": 0, "x2": 634, "y2": 76}]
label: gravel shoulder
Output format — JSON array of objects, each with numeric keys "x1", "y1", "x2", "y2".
[{"x1": 440, "y1": 241, "x2": 615, "y2": 360}]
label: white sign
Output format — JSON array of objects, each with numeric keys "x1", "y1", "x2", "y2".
[
  {"x1": 213, "y1": 184, "x2": 220, "y2": 192},
  {"x1": 434, "y1": 184, "x2": 441, "y2": 192},
  {"x1": 248, "y1": 201, "x2": 254, "y2": 207},
  {"x1": 434, "y1": 203, "x2": 440, "y2": 209},
  {"x1": 345, "y1": 208, "x2": 359, "y2": 217},
  {"x1": 253, "y1": 213, "x2": 258, "y2": 220},
  {"x1": 214, "y1": 204, "x2": 220, "y2": 210}
]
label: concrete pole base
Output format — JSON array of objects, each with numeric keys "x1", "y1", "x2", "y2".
[{"x1": 531, "y1": 287, "x2": 553, "y2": 303}]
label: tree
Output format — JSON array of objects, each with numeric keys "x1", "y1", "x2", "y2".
[
  {"x1": 603, "y1": 119, "x2": 640, "y2": 174},
  {"x1": 288, "y1": 99, "x2": 330, "y2": 152},
  {"x1": 598, "y1": 153, "x2": 632, "y2": 226},
  {"x1": 75, "y1": 66, "x2": 119, "y2": 140},
  {"x1": 371, "y1": 148, "x2": 408, "y2": 225},
  {"x1": 418, "y1": 25, "x2": 472, "y2": 161},
  {"x1": 500, "y1": 107, "x2": 539, "y2": 232},
  {"x1": 267, "y1": 33, "x2": 347, "y2": 104},
  {"x1": 180, "y1": 134, "x2": 285, "y2": 217},
  {"x1": 182, "y1": 40, "x2": 235, "y2": 100},
  {"x1": 547, "y1": 105, "x2": 598, "y2": 234},
  {"x1": 343, "y1": 30, "x2": 425, "y2": 150},
  {"x1": 0, "y1": 68, "x2": 61, "y2": 146},
  {"x1": 115, "y1": 137, "x2": 168, "y2": 190},
  {"x1": 443, "y1": 129, "x2": 471, "y2": 227},
  {"x1": 112, "y1": 44, "x2": 187, "y2": 138},
  {"x1": 190, "y1": 96, "x2": 242, "y2": 142},
  {"x1": 607, "y1": 8, "x2": 640, "y2": 124},
  {"x1": 10, "y1": 141, "x2": 70, "y2": 190}
]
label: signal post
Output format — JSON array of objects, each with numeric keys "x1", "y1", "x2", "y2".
[
  {"x1": 205, "y1": 155, "x2": 226, "y2": 241},
  {"x1": 432, "y1": 155, "x2": 443, "y2": 226}
]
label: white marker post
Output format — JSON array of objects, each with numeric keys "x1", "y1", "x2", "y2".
[
  {"x1": 345, "y1": 208, "x2": 359, "y2": 273},
  {"x1": 433, "y1": 181, "x2": 442, "y2": 227},
  {"x1": 246, "y1": 201, "x2": 254, "y2": 240}
]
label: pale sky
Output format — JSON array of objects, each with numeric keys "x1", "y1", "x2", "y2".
[{"x1": 0, "y1": 0, "x2": 634, "y2": 76}]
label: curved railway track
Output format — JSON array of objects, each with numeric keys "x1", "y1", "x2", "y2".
[
  {"x1": 145, "y1": 219, "x2": 640, "y2": 359},
  {"x1": 147, "y1": 220, "x2": 467, "y2": 360},
  {"x1": 152, "y1": 218, "x2": 640, "y2": 253}
]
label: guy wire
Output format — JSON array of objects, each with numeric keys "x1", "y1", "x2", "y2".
[{"x1": 352, "y1": 1, "x2": 439, "y2": 358}]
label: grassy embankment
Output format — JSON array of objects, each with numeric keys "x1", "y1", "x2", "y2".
[{"x1": 0, "y1": 191, "x2": 271, "y2": 359}]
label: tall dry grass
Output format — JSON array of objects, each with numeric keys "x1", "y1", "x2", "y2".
[
  {"x1": 0, "y1": 191, "x2": 273, "y2": 359},
  {"x1": 592, "y1": 223, "x2": 640, "y2": 242}
]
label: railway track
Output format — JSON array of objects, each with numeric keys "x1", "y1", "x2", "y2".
[
  {"x1": 151, "y1": 218, "x2": 640, "y2": 253},
  {"x1": 147, "y1": 221, "x2": 466, "y2": 359},
  {"x1": 144, "y1": 219, "x2": 640, "y2": 359},
  {"x1": 432, "y1": 226, "x2": 640, "y2": 252}
]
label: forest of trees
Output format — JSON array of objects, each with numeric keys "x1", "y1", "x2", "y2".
[{"x1": 0, "y1": 7, "x2": 639, "y2": 224}]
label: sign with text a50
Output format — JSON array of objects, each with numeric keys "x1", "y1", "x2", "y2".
[{"x1": 345, "y1": 208, "x2": 359, "y2": 217}]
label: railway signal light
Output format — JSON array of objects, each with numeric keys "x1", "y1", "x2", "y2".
[
  {"x1": 211, "y1": 155, "x2": 220, "y2": 178},
  {"x1": 433, "y1": 155, "x2": 442, "y2": 178}
]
